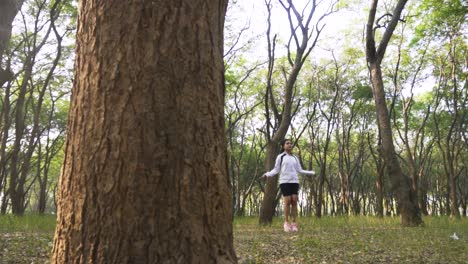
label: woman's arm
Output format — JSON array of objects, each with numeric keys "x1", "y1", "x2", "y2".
[
  {"x1": 264, "y1": 155, "x2": 281, "y2": 177},
  {"x1": 295, "y1": 157, "x2": 316, "y2": 176}
]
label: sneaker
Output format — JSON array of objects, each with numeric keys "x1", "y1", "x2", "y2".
[
  {"x1": 290, "y1": 222, "x2": 299, "y2": 232},
  {"x1": 283, "y1": 222, "x2": 290, "y2": 232}
]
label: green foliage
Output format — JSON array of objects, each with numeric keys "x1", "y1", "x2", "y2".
[
  {"x1": 352, "y1": 83, "x2": 373, "y2": 101},
  {"x1": 225, "y1": 69, "x2": 239, "y2": 88},
  {"x1": 336, "y1": 0, "x2": 351, "y2": 10},
  {"x1": 343, "y1": 47, "x2": 365, "y2": 59},
  {"x1": 411, "y1": 0, "x2": 467, "y2": 45}
]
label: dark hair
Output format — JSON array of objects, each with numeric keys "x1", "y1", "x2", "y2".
[{"x1": 280, "y1": 138, "x2": 292, "y2": 152}]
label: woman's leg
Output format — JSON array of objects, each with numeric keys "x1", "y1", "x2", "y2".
[
  {"x1": 283, "y1": 195, "x2": 291, "y2": 223},
  {"x1": 291, "y1": 194, "x2": 298, "y2": 223},
  {"x1": 289, "y1": 194, "x2": 300, "y2": 231},
  {"x1": 283, "y1": 195, "x2": 292, "y2": 231}
]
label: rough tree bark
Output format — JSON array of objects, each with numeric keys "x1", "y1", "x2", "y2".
[
  {"x1": 365, "y1": 0, "x2": 422, "y2": 226},
  {"x1": 51, "y1": 1, "x2": 236, "y2": 263}
]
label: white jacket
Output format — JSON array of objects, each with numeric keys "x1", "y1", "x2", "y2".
[{"x1": 264, "y1": 152, "x2": 315, "y2": 184}]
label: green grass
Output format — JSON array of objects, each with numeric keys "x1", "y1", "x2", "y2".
[
  {"x1": 234, "y1": 216, "x2": 468, "y2": 263},
  {"x1": 0, "y1": 214, "x2": 56, "y2": 264},
  {"x1": 0, "y1": 215, "x2": 467, "y2": 263},
  {"x1": 0, "y1": 214, "x2": 56, "y2": 233}
]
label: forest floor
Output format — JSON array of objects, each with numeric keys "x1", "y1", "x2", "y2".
[
  {"x1": 233, "y1": 216, "x2": 467, "y2": 263},
  {"x1": 0, "y1": 216, "x2": 467, "y2": 263}
]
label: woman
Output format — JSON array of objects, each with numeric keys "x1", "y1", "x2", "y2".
[{"x1": 262, "y1": 139, "x2": 316, "y2": 232}]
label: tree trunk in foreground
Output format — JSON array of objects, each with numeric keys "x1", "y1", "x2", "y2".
[{"x1": 51, "y1": 1, "x2": 236, "y2": 263}]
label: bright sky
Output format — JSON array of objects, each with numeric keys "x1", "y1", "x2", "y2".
[
  {"x1": 226, "y1": 0, "x2": 370, "y2": 66},
  {"x1": 227, "y1": 0, "x2": 433, "y2": 96}
]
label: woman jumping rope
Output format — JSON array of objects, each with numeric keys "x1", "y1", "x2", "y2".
[{"x1": 262, "y1": 138, "x2": 316, "y2": 232}]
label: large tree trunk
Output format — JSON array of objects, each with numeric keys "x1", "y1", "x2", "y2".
[
  {"x1": 366, "y1": 0, "x2": 422, "y2": 226},
  {"x1": 369, "y1": 64, "x2": 422, "y2": 225},
  {"x1": 51, "y1": 1, "x2": 236, "y2": 263}
]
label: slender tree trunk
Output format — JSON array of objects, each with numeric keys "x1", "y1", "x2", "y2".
[
  {"x1": 9, "y1": 54, "x2": 33, "y2": 215},
  {"x1": 36, "y1": 142, "x2": 46, "y2": 213},
  {"x1": 0, "y1": 185, "x2": 8, "y2": 214},
  {"x1": 375, "y1": 161, "x2": 385, "y2": 218},
  {"x1": 0, "y1": 83, "x2": 12, "y2": 203},
  {"x1": 52, "y1": 1, "x2": 236, "y2": 263},
  {"x1": 327, "y1": 178, "x2": 335, "y2": 215},
  {"x1": 316, "y1": 165, "x2": 326, "y2": 217},
  {"x1": 419, "y1": 177, "x2": 429, "y2": 216},
  {"x1": 259, "y1": 141, "x2": 281, "y2": 224},
  {"x1": 337, "y1": 127, "x2": 348, "y2": 215},
  {"x1": 38, "y1": 180, "x2": 47, "y2": 213}
]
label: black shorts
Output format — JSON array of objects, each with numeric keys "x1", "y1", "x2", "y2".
[{"x1": 279, "y1": 183, "x2": 299, "y2": 196}]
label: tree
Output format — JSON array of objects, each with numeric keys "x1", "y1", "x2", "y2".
[
  {"x1": 259, "y1": 0, "x2": 338, "y2": 225},
  {"x1": 0, "y1": 1, "x2": 24, "y2": 209},
  {"x1": 307, "y1": 60, "x2": 341, "y2": 217},
  {"x1": 224, "y1": 61, "x2": 264, "y2": 216},
  {"x1": 0, "y1": 0, "x2": 72, "y2": 215},
  {"x1": 412, "y1": 0, "x2": 467, "y2": 219},
  {"x1": 365, "y1": 0, "x2": 423, "y2": 226},
  {"x1": 391, "y1": 43, "x2": 435, "y2": 216},
  {"x1": 51, "y1": 1, "x2": 236, "y2": 263}
]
